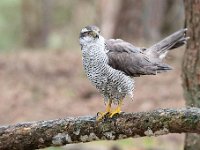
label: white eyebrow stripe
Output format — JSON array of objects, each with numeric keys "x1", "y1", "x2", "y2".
[{"x1": 81, "y1": 28, "x2": 89, "y2": 33}]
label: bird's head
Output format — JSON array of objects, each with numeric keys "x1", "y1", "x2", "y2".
[{"x1": 79, "y1": 25, "x2": 102, "y2": 45}]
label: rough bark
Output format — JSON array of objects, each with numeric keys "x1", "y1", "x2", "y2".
[
  {"x1": 182, "y1": 0, "x2": 200, "y2": 150},
  {"x1": 1, "y1": 108, "x2": 200, "y2": 150}
]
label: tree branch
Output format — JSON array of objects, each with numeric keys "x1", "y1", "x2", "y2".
[{"x1": 1, "y1": 107, "x2": 200, "y2": 150}]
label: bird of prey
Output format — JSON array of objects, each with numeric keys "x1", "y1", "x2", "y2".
[{"x1": 79, "y1": 25, "x2": 189, "y2": 120}]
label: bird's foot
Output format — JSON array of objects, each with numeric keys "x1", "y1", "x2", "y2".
[
  {"x1": 97, "y1": 100, "x2": 112, "y2": 121},
  {"x1": 96, "y1": 111, "x2": 110, "y2": 121},
  {"x1": 109, "y1": 108, "x2": 121, "y2": 118}
]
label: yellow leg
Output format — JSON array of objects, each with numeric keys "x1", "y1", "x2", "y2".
[
  {"x1": 109, "y1": 100, "x2": 123, "y2": 118},
  {"x1": 97, "y1": 100, "x2": 112, "y2": 120},
  {"x1": 106, "y1": 100, "x2": 112, "y2": 112}
]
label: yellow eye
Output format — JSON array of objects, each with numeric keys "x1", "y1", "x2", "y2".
[
  {"x1": 81, "y1": 31, "x2": 97, "y2": 37},
  {"x1": 89, "y1": 32, "x2": 93, "y2": 36},
  {"x1": 89, "y1": 31, "x2": 96, "y2": 37}
]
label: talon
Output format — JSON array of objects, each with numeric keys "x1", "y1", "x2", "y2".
[
  {"x1": 97, "y1": 111, "x2": 109, "y2": 116},
  {"x1": 96, "y1": 100, "x2": 112, "y2": 121},
  {"x1": 96, "y1": 111, "x2": 110, "y2": 120},
  {"x1": 109, "y1": 110, "x2": 122, "y2": 118},
  {"x1": 96, "y1": 112, "x2": 101, "y2": 116}
]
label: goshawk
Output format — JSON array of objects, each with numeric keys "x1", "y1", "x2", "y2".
[{"x1": 79, "y1": 25, "x2": 188, "y2": 120}]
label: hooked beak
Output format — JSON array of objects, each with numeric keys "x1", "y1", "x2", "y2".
[{"x1": 91, "y1": 30, "x2": 99, "y2": 38}]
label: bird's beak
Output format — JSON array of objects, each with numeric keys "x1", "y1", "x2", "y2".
[{"x1": 96, "y1": 33, "x2": 99, "y2": 38}]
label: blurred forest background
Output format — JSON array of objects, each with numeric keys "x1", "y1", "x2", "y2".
[{"x1": 0, "y1": 0, "x2": 186, "y2": 150}]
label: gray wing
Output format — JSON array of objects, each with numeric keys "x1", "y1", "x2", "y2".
[
  {"x1": 105, "y1": 39, "x2": 143, "y2": 53},
  {"x1": 105, "y1": 39, "x2": 172, "y2": 77}
]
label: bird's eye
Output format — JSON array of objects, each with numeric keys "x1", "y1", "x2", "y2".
[
  {"x1": 89, "y1": 31, "x2": 96, "y2": 37},
  {"x1": 89, "y1": 32, "x2": 93, "y2": 36},
  {"x1": 81, "y1": 31, "x2": 97, "y2": 37}
]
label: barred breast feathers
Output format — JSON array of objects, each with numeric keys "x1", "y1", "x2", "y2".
[{"x1": 81, "y1": 35, "x2": 134, "y2": 102}]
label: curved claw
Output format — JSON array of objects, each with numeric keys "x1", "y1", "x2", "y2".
[
  {"x1": 97, "y1": 100, "x2": 112, "y2": 121},
  {"x1": 96, "y1": 111, "x2": 110, "y2": 120},
  {"x1": 109, "y1": 110, "x2": 121, "y2": 118}
]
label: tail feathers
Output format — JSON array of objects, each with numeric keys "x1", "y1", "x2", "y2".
[
  {"x1": 170, "y1": 36, "x2": 190, "y2": 50},
  {"x1": 156, "y1": 63, "x2": 173, "y2": 73},
  {"x1": 144, "y1": 28, "x2": 189, "y2": 61}
]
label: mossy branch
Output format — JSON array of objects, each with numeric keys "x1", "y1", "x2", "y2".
[{"x1": 1, "y1": 107, "x2": 200, "y2": 150}]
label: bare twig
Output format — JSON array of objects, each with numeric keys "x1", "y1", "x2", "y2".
[{"x1": 1, "y1": 107, "x2": 200, "y2": 150}]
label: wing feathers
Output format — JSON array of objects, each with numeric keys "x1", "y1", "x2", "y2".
[
  {"x1": 105, "y1": 28, "x2": 188, "y2": 77},
  {"x1": 107, "y1": 47, "x2": 171, "y2": 77},
  {"x1": 106, "y1": 39, "x2": 141, "y2": 53},
  {"x1": 106, "y1": 38, "x2": 172, "y2": 77}
]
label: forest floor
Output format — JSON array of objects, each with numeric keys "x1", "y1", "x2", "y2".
[{"x1": 0, "y1": 48, "x2": 185, "y2": 150}]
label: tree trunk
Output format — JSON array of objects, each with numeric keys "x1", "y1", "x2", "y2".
[
  {"x1": 160, "y1": 0, "x2": 184, "y2": 36},
  {"x1": 97, "y1": 0, "x2": 121, "y2": 39},
  {"x1": 113, "y1": 0, "x2": 184, "y2": 44},
  {"x1": 21, "y1": 0, "x2": 52, "y2": 48},
  {"x1": 182, "y1": 0, "x2": 200, "y2": 149},
  {"x1": 113, "y1": 0, "x2": 144, "y2": 43}
]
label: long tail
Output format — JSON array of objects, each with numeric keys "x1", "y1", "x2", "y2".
[{"x1": 144, "y1": 28, "x2": 189, "y2": 61}]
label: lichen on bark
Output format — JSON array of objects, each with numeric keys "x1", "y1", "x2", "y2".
[{"x1": 1, "y1": 107, "x2": 200, "y2": 150}]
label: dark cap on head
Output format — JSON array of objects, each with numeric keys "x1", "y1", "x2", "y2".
[
  {"x1": 81, "y1": 25, "x2": 100, "y2": 33},
  {"x1": 85, "y1": 25, "x2": 100, "y2": 32},
  {"x1": 80, "y1": 25, "x2": 100, "y2": 38}
]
